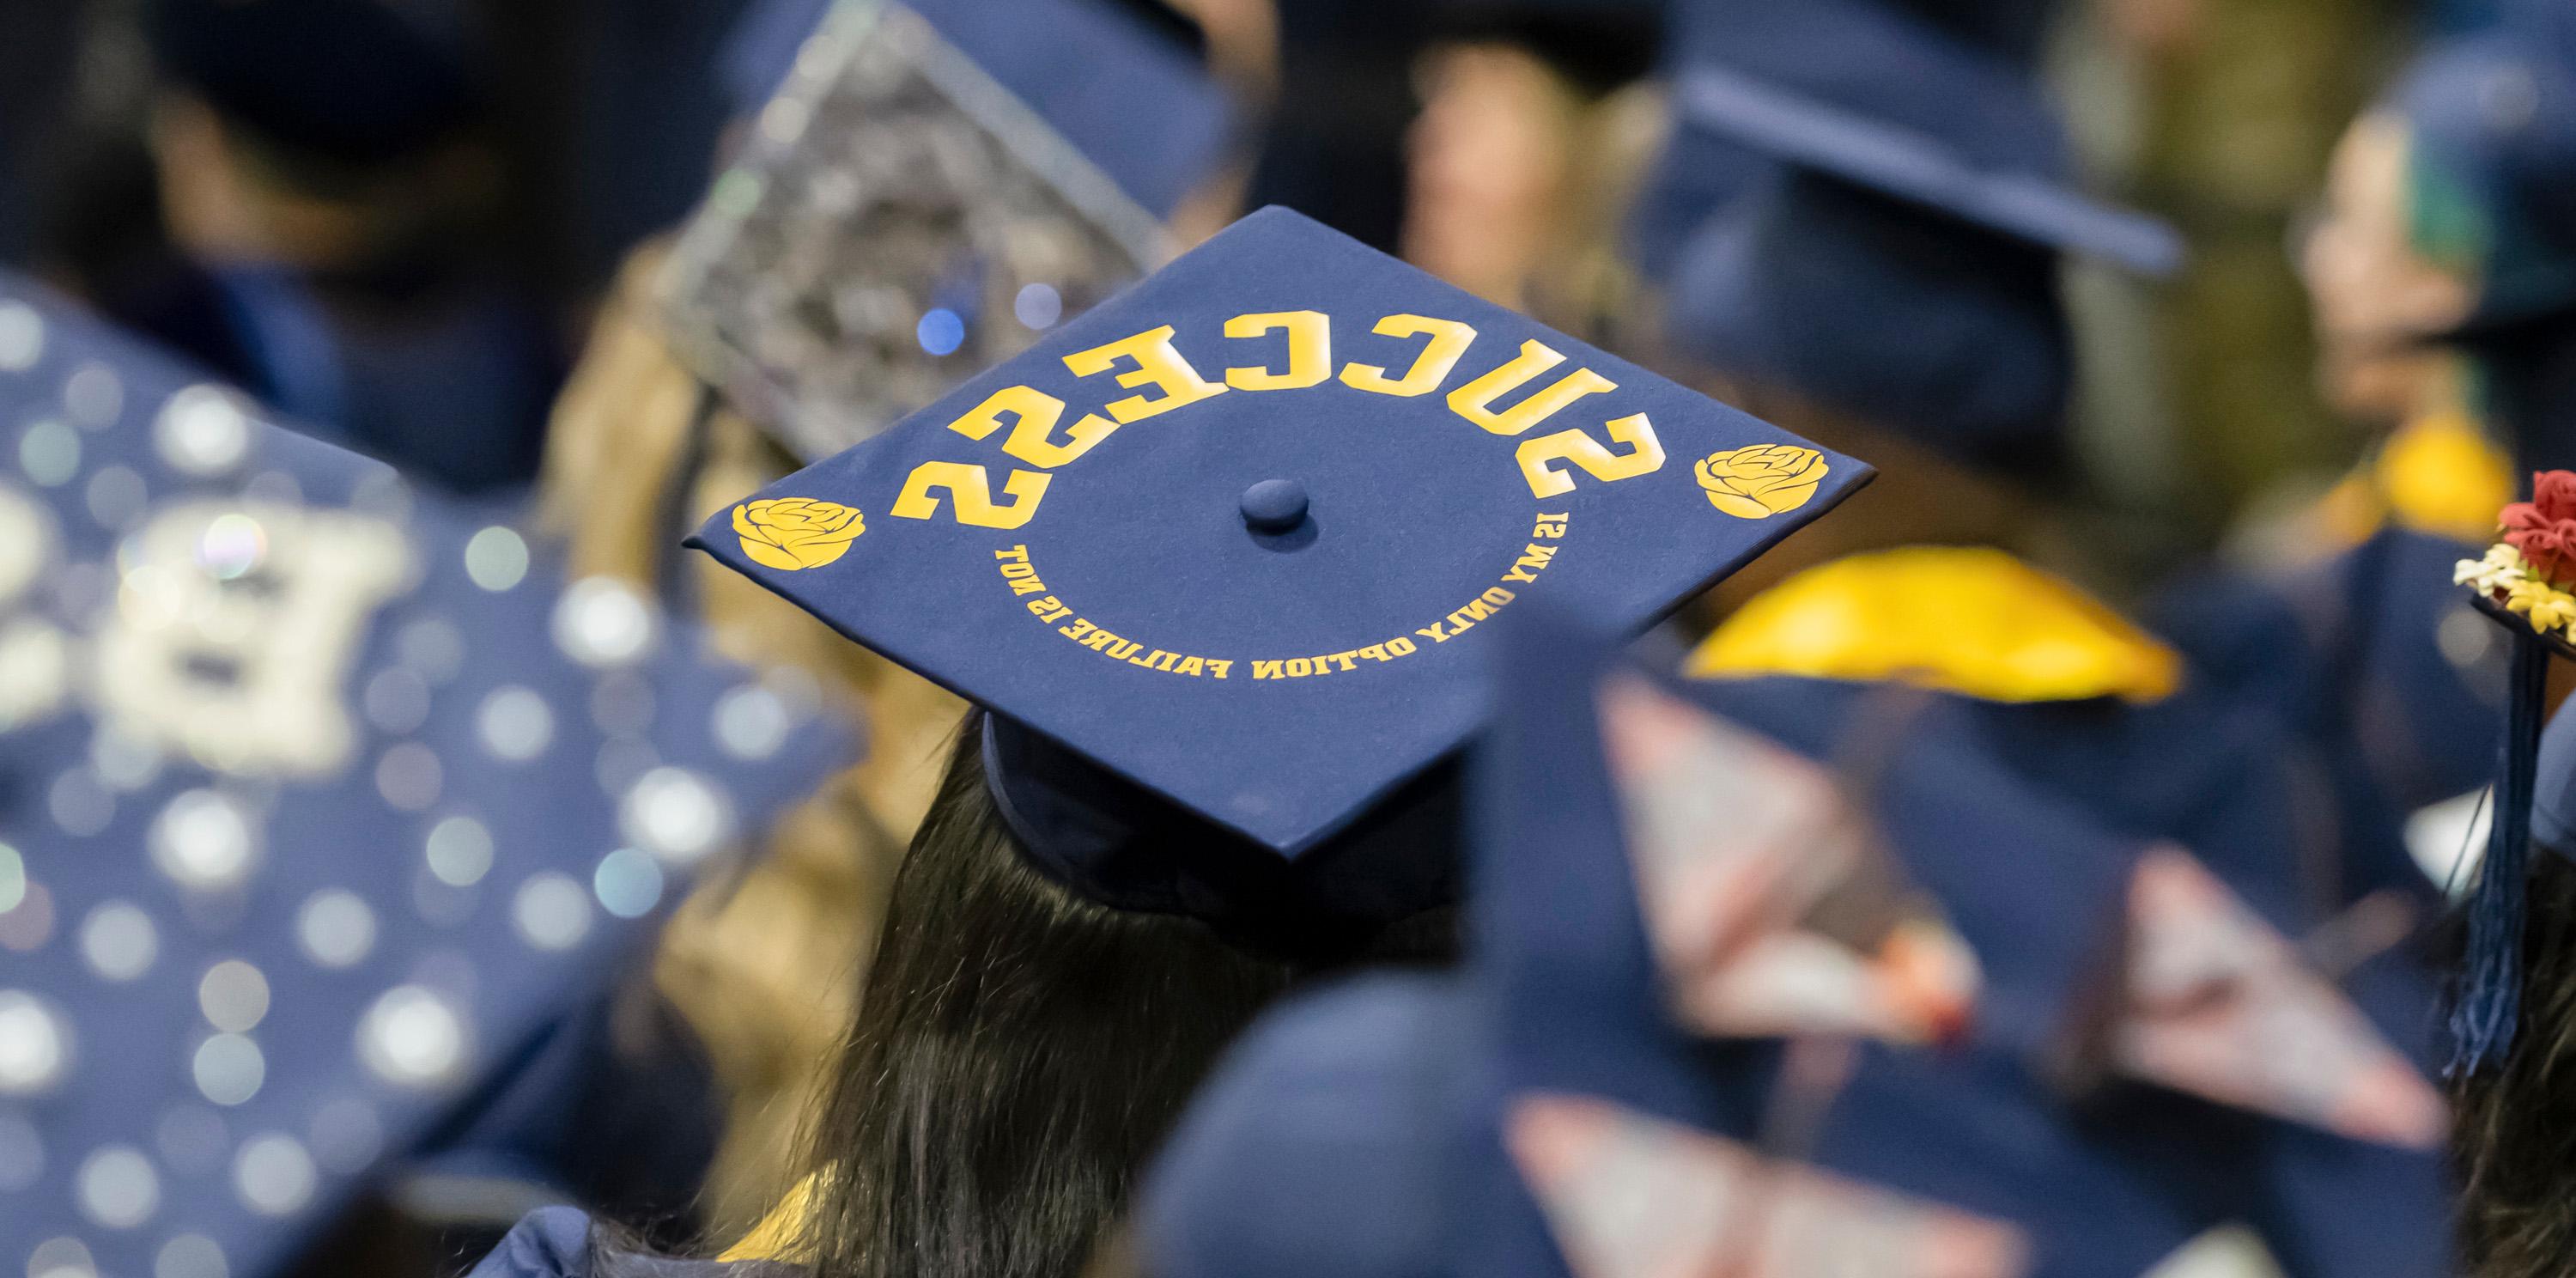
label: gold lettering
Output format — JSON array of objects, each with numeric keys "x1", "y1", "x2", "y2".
[
  {"x1": 892, "y1": 461, "x2": 1051, "y2": 529},
  {"x1": 1502, "y1": 542, "x2": 1558, "y2": 584},
  {"x1": 945, "y1": 385, "x2": 1120, "y2": 469},
  {"x1": 1516, "y1": 414, "x2": 1666, "y2": 498},
  {"x1": 1062, "y1": 325, "x2": 1228, "y2": 424},
  {"x1": 1447, "y1": 340, "x2": 1616, "y2": 436},
  {"x1": 1224, "y1": 311, "x2": 1332, "y2": 391},
  {"x1": 1339, "y1": 314, "x2": 1478, "y2": 397}
]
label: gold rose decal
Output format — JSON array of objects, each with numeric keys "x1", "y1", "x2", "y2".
[
  {"x1": 734, "y1": 498, "x2": 865, "y2": 571},
  {"x1": 1696, "y1": 445, "x2": 1830, "y2": 519}
]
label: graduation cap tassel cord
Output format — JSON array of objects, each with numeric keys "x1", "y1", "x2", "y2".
[{"x1": 2451, "y1": 627, "x2": 2550, "y2": 1075}]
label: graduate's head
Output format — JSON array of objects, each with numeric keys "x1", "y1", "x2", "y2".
[
  {"x1": 2306, "y1": 24, "x2": 2576, "y2": 437},
  {"x1": 2303, "y1": 113, "x2": 2478, "y2": 424},
  {"x1": 1634, "y1": 0, "x2": 2178, "y2": 596},
  {"x1": 141, "y1": 0, "x2": 495, "y2": 267},
  {"x1": 686, "y1": 208, "x2": 1869, "y2": 1277},
  {"x1": 1402, "y1": 0, "x2": 1666, "y2": 322}
]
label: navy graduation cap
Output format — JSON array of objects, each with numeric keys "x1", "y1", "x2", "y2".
[
  {"x1": 719, "y1": 0, "x2": 1225, "y2": 216},
  {"x1": 1139, "y1": 612, "x2": 2148, "y2": 1278},
  {"x1": 1663, "y1": 0, "x2": 2180, "y2": 274},
  {"x1": 690, "y1": 206, "x2": 1868, "y2": 944},
  {"x1": 668, "y1": 0, "x2": 1235, "y2": 462},
  {"x1": 144, "y1": 0, "x2": 483, "y2": 167},
  {"x1": 1644, "y1": 0, "x2": 2181, "y2": 472},
  {"x1": 0, "y1": 278, "x2": 852, "y2": 1276},
  {"x1": 1479, "y1": 612, "x2": 2446, "y2": 1278},
  {"x1": 1139, "y1": 606, "x2": 2453, "y2": 1278}
]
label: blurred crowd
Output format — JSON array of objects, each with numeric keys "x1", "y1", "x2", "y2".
[{"x1": 2, "y1": 0, "x2": 2574, "y2": 1276}]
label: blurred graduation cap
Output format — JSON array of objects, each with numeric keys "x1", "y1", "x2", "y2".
[
  {"x1": 1545, "y1": 623, "x2": 2444, "y2": 1276},
  {"x1": 143, "y1": 0, "x2": 485, "y2": 166},
  {"x1": 688, "y1": 206, "x2": 1868, "y2": 952},
  {"x1": 1640, "y1": 0, "x2": 2182, "y2": 474},
  {"x1": 1144, "y1": 606, "x2": 2450, "y2": 1278},
  {"x1": 1425, "y1": 0, "x2": 1668, "y2": 96},
  {"x1": 1553, "y1": 616, "x2": 2439, "y2": 1114},
  {"x1": 669, "y1": 0, "x2": 1236, "y2": 461},
  {"x1": 0, "y1": 276, "x2": 854, "y2": 1276}
]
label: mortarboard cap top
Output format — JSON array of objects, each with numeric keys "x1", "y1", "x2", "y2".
[
  {"x1": 0, "y1": 274, "x2": 852, "y2": 1276},
  {"x1": 718, "y1": 0, "x2": 1228, "y2": 217},
  {"x1": 690, "y1": 206, "x2": 1868, "y2": 940}
]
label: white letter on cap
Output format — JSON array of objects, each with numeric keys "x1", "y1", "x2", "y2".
[{"x1": 94, "y1": 502, "x2": 409, "y2": 776}]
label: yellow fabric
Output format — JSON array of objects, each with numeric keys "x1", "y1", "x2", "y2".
[
  {"x1": 1684, "y1": 546, "x2": 2183, "y2": 704},
  {"x1": 2312, "y1": 410, "x2": 2512, "y2": 551},
  {"x1": 2372, "y1": 409, "x2": 2512, "y2": 544},
  {"x1": 719, "y1": 1175, "x2": 818, "y2": 1263}
]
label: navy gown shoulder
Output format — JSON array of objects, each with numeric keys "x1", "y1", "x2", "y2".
[{"x1": 472, "y1": 1208, "x2": 799, "y2": 1278}]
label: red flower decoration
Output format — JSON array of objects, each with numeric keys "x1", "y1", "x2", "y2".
[
  {"x1": 2503, "y1": 471, "x2": 2576, "y2": 583},
  {"x1": 2536, "y1": 470, "x2": 2576, "y2": 521}
]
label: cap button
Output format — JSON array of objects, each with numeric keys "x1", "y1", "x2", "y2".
[{"x1": 1239, "y1": 479, "x2": 1309, "y2": 533}]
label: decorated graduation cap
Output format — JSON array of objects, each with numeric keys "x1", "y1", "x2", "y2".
[
  {"x1": 2452, "y1": 472, "x2": 2576, "y2": 1068},
  {"x1": 1490, "y1": 612, "x2": 2445, "y2": 1277},
  {"x1": 1143, "y1": 606, "x2": 2449, "y2": 1278},
  {"x1": 668, "y1": 0, "x2": 1235, "y2": 461},
  {"x1": 143, "y1": 0, "x2": 484, "y2": 165},
  {"x1": 2425, "y1": 11, "x2": 2576, "y2": 1053},
  {"x1": 689, "y1": 206, "x2": 1868, "y2": 949},
  {"x1": 0, "y1": 277, "x2": 852, "y2": 1275},
  {"x1": 1642, "y1": 0, "x2": 2182, "y2": 474}
]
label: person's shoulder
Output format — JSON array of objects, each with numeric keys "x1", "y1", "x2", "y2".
[
  {"x1": 470, "y1": 1209, "x2": 802, "y2": 1278},
  {"x1": 469, "y1": 1208, "x2": 600, "y2": 1278}
]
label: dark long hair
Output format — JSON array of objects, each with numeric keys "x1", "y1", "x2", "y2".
[
  {"x1": 2457, "y1": 850, "x2": 2576, "y2": 1278},
  {"x1": 781, "y1": 714, "x2": 1454, "y2": 1278}
]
